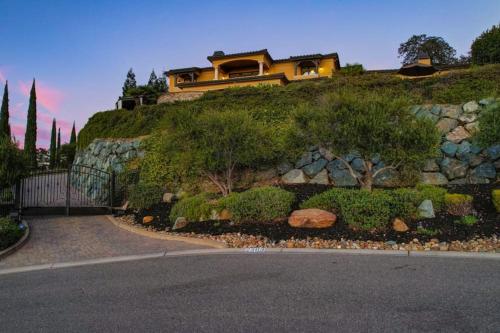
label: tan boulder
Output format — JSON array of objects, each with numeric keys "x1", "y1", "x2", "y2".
[
  {"x1": 219, "y1": 209, "x2": 233, "y2": 220},
  {"x1": 288, "y1": 209, "x2": 336, "y2": 229},
  {"x1": 392, "y1": 218, "x2": 409, "y2": 232},
  {"x1": 446, "y1": 126, "x2": 471, "y2": 144},
  {"x1": 142, "y1": 216, "x2": 154, "y2": 224}
]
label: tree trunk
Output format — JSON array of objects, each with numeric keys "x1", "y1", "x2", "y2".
[{"x1": 361, "y1": 161, "x2": 374, "y2": 191}]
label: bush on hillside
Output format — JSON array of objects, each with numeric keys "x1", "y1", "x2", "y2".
[
  {"x1": 444, "y1": 193, "x2": 474, "y2": 216},
  {"x1": 128, "y1": 183, "x2": 164, "y2": 210},
  {"x1": 219, "y1": 187, "x2": 295, "y2": 223},
  {"x1": 387, "y1": 188, "x2": 422, "y2": 220},
  {"x1": 290, "y1": 90, "x2": 440, "y2": 190},
  {"x1": 415, "y1": 184, "x2": 448, "y2": 211},
  {"x1": 0, "y1": 136, "x2": 26, "y2": 187},
  {"x1": 340, "y1": 63, "x2": 365, "y2": 75},
  {"x1": 471, "y1": 24, "x2": 500, "y2": 65},
  {"x1": 476, "y1": 102, "x2": 500, "y2": 148},
  {"x1": 0, "y1": 217, "x2": 23, "y2": 251},
  {"x1": 169, "y1": 193, "x2": 216, "y2": 223}
]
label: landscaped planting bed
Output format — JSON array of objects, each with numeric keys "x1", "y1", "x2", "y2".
[
  {"x1": 119, "y1": 183, "x2": 499, "y2": 252},
  {"x1": 0, "y1": 217, "x2": 25, "y2": 252}
]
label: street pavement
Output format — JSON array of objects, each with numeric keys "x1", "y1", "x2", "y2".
[{"x1": 1, "y1": 252, "x2": 499, "y2": 332}]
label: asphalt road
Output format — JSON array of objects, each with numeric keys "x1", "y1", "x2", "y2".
[{"x1": 1, "y1": 253, "x2": 499, "y2": 332}]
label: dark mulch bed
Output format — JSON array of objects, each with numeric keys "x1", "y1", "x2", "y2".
[{"x1": 133, "y1": 183, "x2": 499, "y2": 243}]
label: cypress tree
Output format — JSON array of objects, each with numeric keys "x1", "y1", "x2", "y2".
[
  {"x1": 148, "y1": 70, "x2": 158, "y2": 87},
  {"x1": 49, "y1": 119, "x2": 57, "y2": 168},
  {"x1": 0, "y1": 81, "x2": 10, "y2": 138},
  {"x1": 24, "y1": 79, "x2": 37, "y2": 168},
  {"x1": 122, "y1": 68, "x2": 137, "y2": 95},
  {"x1": 56, "y1": 128, "x2": 61, "y2": 167},
  {"x1": 70, "y1": 122, "x2": 76, "y2": 145}
]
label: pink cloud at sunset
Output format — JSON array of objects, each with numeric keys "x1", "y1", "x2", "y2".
[{"x1": 19, "y1": 80, "x2": 65, "y2": 114}]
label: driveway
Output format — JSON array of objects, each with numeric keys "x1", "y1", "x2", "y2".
[
  {"x1": 0, "y1": 215, "x2": 211, "y2": 269},
  {"x1": 0, "y1": 253, "x2": 499, "y2": 332}
]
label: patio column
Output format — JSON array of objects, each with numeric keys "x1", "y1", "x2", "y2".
[
  {"x1": 214, "y1": 66, "x2": 219, "y2": 80},
  {"x1": 259, "y1": 61, "x2": 264, "y2": 76}
]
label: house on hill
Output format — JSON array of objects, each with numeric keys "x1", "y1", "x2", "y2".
[{"x1": 159, "y1": 49, "x2": 340, "y2": 102}]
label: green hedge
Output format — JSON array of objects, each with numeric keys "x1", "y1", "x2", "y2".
[
  {"x1": 219, "y1": 186, "x2": 295, "y2": 223},
  {"x1": 169, "y1": 193, "x2": 215, "y2": 223},
  {"x1": 128, "y1": 183, "x2": 164, "y2": 210},
  {"x1": 78, "y1": 65, "x2": 500, "y2": 149},
  {"x1": 415, "y1": 184, "x2": 448, "y2": 212},
  {"x1": 0, "y1": 217, "x2": 23, "y2": 251}
]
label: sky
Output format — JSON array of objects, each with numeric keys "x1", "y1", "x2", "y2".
[{"x1": 1, "y1": 0, "x2": 499, "y2": 148}]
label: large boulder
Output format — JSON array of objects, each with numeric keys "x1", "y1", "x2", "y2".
[
  {"x1": 458, "y1": 113, "x2": 477, "y2": 123},
  {"x1": 326, "y1": 159, "x2": 348, "y2": 171},
  {"x1": 420, "y1": 172, "x2": 448, "y2": 185},
  {"x1": 486, "y1": 145, "x2": 500, "y2": 160},
  {"x1": 441, "y1": 141, "x2": 458, "y2": 157},
  {"x1": 277, "y1": 162, "x2": 293, "y2": 175},
  {"x1": 302, "y1": 158, "x2": 328, "y2": 177},
  {"x1": 329, "y1": 169, "x2": 358, "y2": 187},
  {"x1": 295, "y1": 152, "x2": 313, "y2": 169},
  {"x1": 462, "y1": 101, "x2": 479, "y2": 113},
  {"x1": 172, "y1": 217, "x2": 189, "y2": 230},
  {"x1": 309, "y1": 169, "x2": 330, "y2": 185},
  {"x1": 318, "y1": 147, "x2": 334, "y2": 161},
  {"x1": 373, "y1": 169, "x2": 400, "y2": 187},
  {"x1": 470, "y1": 163, "x2": 497, "y2": 179},
  {"x1": 436, "y1": 118, "x2": 458, "y2": 135},
  {"x1": 440, "y1": 158, "x2": 468, "y2": 180},
  {"x1": 464, "y1": 122, "x2": 479, "y2": 135},
  {"x1": 288, "y1": 209, "x2": 337, "y2": 229},
  {"x1": 441, "y1": 105, "x2": 462, "y2": 119},
  {"x1": 446, "y1": 126, "x2": 471, "y2": 144},
  {"x1": 418, "y1": 200, "x2": 435, "y2": 218},
  {"x1": 351, "y1": 158, "x2": 365, "y2": 172},
  {"x1": 281, "y1": 169, "x2": 308, "y2": 184},
  {"x1": 456, "y1": 141, "x2": 472, "y2": 160}
]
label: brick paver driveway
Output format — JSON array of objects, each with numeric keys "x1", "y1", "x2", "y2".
[{"x1": 0, "y1": 215, "x2": 211, "y2": 269}]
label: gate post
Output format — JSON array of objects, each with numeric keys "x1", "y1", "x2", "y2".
[
  {"x1": 15, "y1": 179, "x2": 21, "y2": 216},
  {"x1": 66, "y1": 168, "x2": 71, "y2": 216}
]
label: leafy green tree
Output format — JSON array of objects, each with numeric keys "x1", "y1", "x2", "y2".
[
  {"x1": 70, "y1": 122, "x2": 76, "y2": 145},
  {"x1": 398, "y1": 34, "x2": 457, "y2": 65},
  {"x1": 291, "y1": 91, "x2": 440, "y2": 191},
  {"x1": 60, "y1": 143, "x2": 76, "y2": 167},
  {"x1": 122, "y1": 68, "x2": 137, "y2": 95},
  {"x1": 0, "y1": 136, "x2": 26, "y2": 187},
  {"x1": 24, "y1": 79, "x2": 37, "y2": 168},
  {"x1": 155, "y1": 74, "x2": 168, "y2": 92},
  {"x1": 49, "y1": 119, "x2": 57, "y2": 168},
  {"x1": 0, "y1": 81, "x2": 10, "y2": 138},
  {"x1": 471, "y1": 24, "x2": 500, "y2": 65},
  {"x1": 476, "y1": 103, "x2": 500, "y2": 147},
  {"x1": 147, "y1": 70, "x2": 158, "y2": 87},
  {"x1": 147, "y1": 108, "x2": 287, "y2": 196}
]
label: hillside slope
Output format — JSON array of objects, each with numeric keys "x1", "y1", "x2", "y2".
[{"x1": 78, "y1": 65, "x2": 500, "y2": 149}]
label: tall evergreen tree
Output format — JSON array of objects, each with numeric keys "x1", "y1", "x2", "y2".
[
  {"x1": 0, "y1": 81, "x2": 10, "y2": 138},
  {"x1": 122, "y1": 68, "x2": 137, "y2": 95},
  {"x1": 147, "y1": 70, "x2": 158, "y2": 87},
  {"x1": 24, "y1": 79, "x2": 37, "y2": 168},
  {"x1": 56, "y1": 128, "x2": 61, "y2": 167},
  {"x1": 49, "y1": 118, "x2": 57, "y2": 168},
  {"x1": 70, "y1": 122, "x2": 77, "y2": 145}
]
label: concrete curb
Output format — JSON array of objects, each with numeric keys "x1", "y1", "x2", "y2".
[
  {"x1": 1, "y1": 247, "x2": 499, "y2": 276},
  {"x1": 105, "y1": 215, "x2": 227, "y2": 249},
  {"x1": 0, "y1": 220, "x2": 30, "y2": 261}
]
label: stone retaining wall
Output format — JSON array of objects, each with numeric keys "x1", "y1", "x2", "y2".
[
  {"x1": 157, "y1": 91, "x2": 204, "y2": 104},
  {"x1": 280, "y1": 98, "x2": 500, "y2": 186}
]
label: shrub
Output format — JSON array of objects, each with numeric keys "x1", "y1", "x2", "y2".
[
  {"x1": 169, "y1": 193, "x2": 216, "y2": 223},
  {"x1": 0, "y1": 217, "x2": 23, "y2": 251},
  {"x1": 300, "y1": 188, "x2": 356, "y2": 213},
  {"x1": 416, "y1": 184, "x2": 448, "y2": 212},
  {"x1": 301, "y1": 188, "x2": 393, "y2": 231},
  {"x1": 444, "y1": 193, "x2": 473, "y2": 216},
  {"x1": 476, "y1": 102, "x2": 500, "y2": 148},
  {"x1": 493, "y1": 189, "x2": 500, "y2": 213},
  {"x1": 387, "y1": 188, "x2": 422, "y2": 220},
  {"x1": 341, "y1": 190, "x2": 393, "y2": 231},
  {"x1": 0, "y1": 136, "x2": 26, "y2": 187},
  {"x1": 416, "y1": 226, "x2": 439, "y2": 237},
  {"x1": 128, "y1": 183, "x2": 164, "y2": 210},
  {"x1": 454, "y1": 215, "x2": 478, "y2": 226},
  {"x1": 219, "y1": 186, "x2": 295, "y2": 223}
]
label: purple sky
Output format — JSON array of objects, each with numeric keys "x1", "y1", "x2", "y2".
[{"x1": 1, "y1": 0, "x2": 499, "y2": 148}]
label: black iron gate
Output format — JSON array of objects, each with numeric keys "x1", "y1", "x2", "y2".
[{"x1": 2, "y1": 165, "x2": 115, "y2": 216}]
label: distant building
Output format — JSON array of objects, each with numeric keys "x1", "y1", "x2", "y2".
[
  {"x1": 163, "y1": 49, "x2": 340, "y2": 99},
  {"x1": 398, "y1": 51, "x2": 437, "y2": 77}
]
